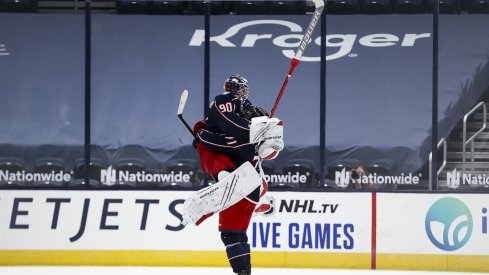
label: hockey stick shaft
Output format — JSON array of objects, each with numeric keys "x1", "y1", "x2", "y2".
[
  {"x1": 178, "y1": 114, "x2": 198, "y2": 140},
  {"x1": 177, "y1": 90, "x2": 198, "y2": 140},
  {"x1": 269, "y1": 0, "x2": 324, "y2": 117}
]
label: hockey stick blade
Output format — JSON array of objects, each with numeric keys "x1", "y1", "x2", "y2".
[
  {"x1": 177, "y1": 89, "x2": 198, "y2": 140},
  {"x1": 269, "y1": 0, "x2": 324, "y2": 117},
  {"x1": 177, "y1": 89, "x2": 188, "y2": 115}
]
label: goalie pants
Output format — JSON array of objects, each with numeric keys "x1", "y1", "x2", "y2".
[{"x1": 219, "y1": 193, "x2": 257, "y2": 231}]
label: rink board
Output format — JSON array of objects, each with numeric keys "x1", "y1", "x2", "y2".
[
  {"x1": 375, "y1": 193, "x2": 489, "y2": 272},
  {"x1": 0, "y1": 191, "x2": 488, "y2": 271}
]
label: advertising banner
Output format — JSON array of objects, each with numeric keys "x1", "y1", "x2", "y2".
[
  {"x1": 1, "y1": 190, "x2": 488, "y2": 271},
  {"x1": 250, "y1": 192, "x2": 371, "y2": 253},
  {"x1": 376, "y1": 193, "x2": 489, "y2": 271},
  {"x1": 0, "y1": 190, "x2": 372, "y2": 268},
  {"x1": 0, "y1": 191, "x2": 370, "y2": 252},
  {"x1": 377, "y1": 193, "x2": 489, "y2": 255}
]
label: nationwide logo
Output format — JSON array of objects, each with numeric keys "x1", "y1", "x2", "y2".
[
  {"x1": 446, "y1": 168, "x2": 460, "y2": 187},
  {"x1": 425, "y1": 197, "x2": 473, "y2": 251},
  {"x1": 446, "y1": 169, "x2": 489, "y2": 188},
  {"x1": 100, "y1": 166, "x2": 192, "y2": 185},
  {"x1": 0, "y1": 169, "x2": 71, "y2": 183},
  {"x1": 188, "y1": 20, "x2": 431, "y2": 61},
  {"x1": 334, "y1": 167, "x2": 420, "y2": 188},
  {"x1": 262, "y1": 172, "x2": 309, "y2": 184},
  {"x1": 0, "y1": 44, "x2": 9, "y2": 56}
]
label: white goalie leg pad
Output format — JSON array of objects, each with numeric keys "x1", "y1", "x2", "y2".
[
  {"x1": 182, "y1": 161, "x2": 262, "y2": 226},
  {"x1": 249, "y1": 116, "x2": 282, "y2": 144}
]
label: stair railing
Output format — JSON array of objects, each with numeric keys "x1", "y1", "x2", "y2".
[
  {"x1": 429, "y1": 138, "x2": 446, "y2": 190},
  {"x1": 462, "y1": 101, "x2": 487, "y2": 172}
]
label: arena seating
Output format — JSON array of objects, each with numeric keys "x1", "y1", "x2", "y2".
[
  {"x1": 359, "y1": 0, "x2": 392, "y2": 14},
  {"x1": 8, "y1": 0, "x2": 489, "y2": 14},
  {"x1": 0, "y1": 0, "x2": 37, "y2": 12},
  {"x1": 327, "y1": 0, "x2": 359, "y2": 14},
  {"x1": 425, "y1": 0, "x2": 460, "y2": 14},
  {"x1": 0, "y1": 157, "x2": 26, "y2": 187},
  {"x1": 31, "y1": 157, "x2": 66, "y2": 187},
  {"x1": 468, "y1": 0, "x2": 489, "y2": 13},
  {"x1": 393, "y1": 0, "x2": 424, "y2": 14}
]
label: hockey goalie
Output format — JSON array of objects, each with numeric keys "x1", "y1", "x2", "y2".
[{"x1": 181, "y1": 74, "x2": 284, "y2": 275}]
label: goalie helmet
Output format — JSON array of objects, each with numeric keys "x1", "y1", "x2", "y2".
[{"x1": 224, "y1": 74, "x2": 249, "y2": 99}]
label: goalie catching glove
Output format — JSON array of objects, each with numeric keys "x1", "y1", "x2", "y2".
[
  {"x1": 250, "y1": 116, "x2": 284, "y2": 160},
  {"x1": 241, "y1": 100, "x2": 269, "y2": 120}
]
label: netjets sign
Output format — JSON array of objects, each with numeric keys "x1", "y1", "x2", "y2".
[
  {"x1": 446, "y1": 169, "x2": 489, "y2": 188},
  {"x1": 334, "y1": 168, "x2": 420, "y2": 188},
  {"x1": 189, "y1": 20, "x2": 431, "y2": 61}
]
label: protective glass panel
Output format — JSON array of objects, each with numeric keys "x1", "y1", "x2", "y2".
[
  {"x1": 324, "y1": 14, "x2": 432, "y2": 191},
  {"x1": 91, "y1": 1, "x2": 205, "y2": 189},
  {"x1": 4, "y1": 1, "x2": 489, "y2": 194},
  {"x1": 435, "y1": 11, "x2": 489, "y2": 191},
  {"x1": 210, "y1": 0, "x2": 321, "y2": 191},
  {"x1": 0, "y1": 10, "x2": 84, "y2": 188}
]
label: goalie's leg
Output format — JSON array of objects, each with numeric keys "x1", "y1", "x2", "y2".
[
  {"x1": 219, "y1": 192, "x2": 257, "y2": 275},
  {"x1": 222, "y1": 231, "x2": 252, "y2": 275}
]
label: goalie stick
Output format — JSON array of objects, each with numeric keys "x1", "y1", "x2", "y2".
[
  {"x1": 177, "y1": 89, "x2": 198, "y2": 140},
  {"x1": 269, "y1": 0, "x2": 325, "y2": 117}
]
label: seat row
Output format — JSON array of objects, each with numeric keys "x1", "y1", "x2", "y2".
[
  {"x1": 324, "y1": 0, "x2": 489, "y2": 14},
  {"x1": 0, "y1": 144, "x2": 402, "y2": 190},
  {"x1": 0, "y1": 144, "x2": 201, "y2": 189},
  {"x1": 1, "y1": 0, "x2": 489, "y2": 15},
  {"x1": 112, "y1": 0, "x2": 489, "y2": 15}
]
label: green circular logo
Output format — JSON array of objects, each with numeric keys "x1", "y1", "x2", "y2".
[{"x1": 425, "y1": 197, "x2": 472, "y2": 251}]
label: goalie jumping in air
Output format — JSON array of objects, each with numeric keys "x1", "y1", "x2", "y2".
[{"x1": 182, "y1": 74, "x2": 284, "y2": 275}]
